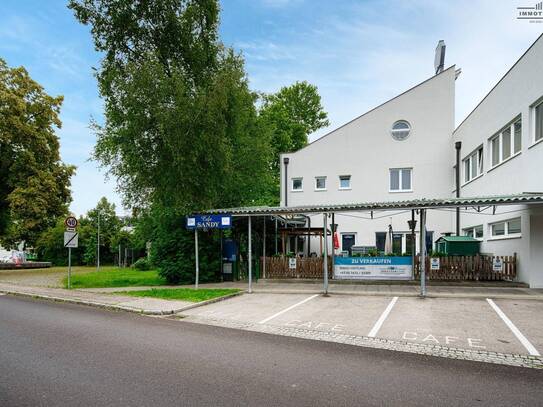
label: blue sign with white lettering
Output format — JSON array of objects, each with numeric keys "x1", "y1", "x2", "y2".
[{"x1": 186, "y1": 214, "x2": 232, "y2": 230}]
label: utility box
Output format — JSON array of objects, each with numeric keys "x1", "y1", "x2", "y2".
[
  {"x1": 435, "y1": 236, "x2": 480, "y2": 256},
  {"x1": 222, "y1": 238, "x2": 238, "y2": 281}
]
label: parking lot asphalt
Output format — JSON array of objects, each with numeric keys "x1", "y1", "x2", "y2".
[{"x1": 181, "y1": 293, "x2": 543, "y2": 357}]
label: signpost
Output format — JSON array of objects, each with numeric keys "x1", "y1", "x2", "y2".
[
  {"x1": 186, "y1": 214, "x2": 232, "y2": 289},
  {"x1": 64, "y1": 217, "x2": 79, "y2": 288},
  {"x1": 493, "y1": 257, "x2": 503, "y2": 272},
  {"x1": 430, "y1": 257, "x2": 440, "y2": 271},
  {"x1": 288, "y1": 257, "x2": 297, "y2": 270}
]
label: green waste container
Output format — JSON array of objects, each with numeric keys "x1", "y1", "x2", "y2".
[{"x1": 435, "y1": 236, "x2": 480, "y2": 256}]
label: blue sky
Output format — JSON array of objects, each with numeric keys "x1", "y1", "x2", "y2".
[{"x1": 1, "y1": 0, "x2": 541, "y2": 215}]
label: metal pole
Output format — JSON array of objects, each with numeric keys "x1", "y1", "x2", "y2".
[
  {"x1": 411, "y1": 210, "x2": 416, "y2": 278},
  {"x1": 97, "y1": 211, "x2": 100, "y2": 272},
  {"x1": 419, "y1": 209, "x2": 427, "y2": 297},
  {"x1": 263, "y1": 217, "x2": 266, "y2": 279},
  {"x1": 323, "y1": 213, "x2": 329, "y2": 295},
  {"x1": 275, "y1": 218, "x2": 278, "y2": 254},
  {"x1": 118, "y1": 244, "x2": 121, "y2": 268},
  {"x1": 248, "y1": 216, "x2": 252, "y2": 293},
  {"x1": 68, "y1": 247, "x2": 72, "y2": 289},
  {"x1": 195, "y1": 229, "x2": 199, "y2": 289}
]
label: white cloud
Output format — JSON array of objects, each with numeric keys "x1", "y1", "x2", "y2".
[{"x1": 235, "y1": 0, "x2": 543, "y2": 142}]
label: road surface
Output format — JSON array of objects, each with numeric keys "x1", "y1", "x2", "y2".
[{"x1": 0, "y1": 295, "x2": 541, "y2": 406}]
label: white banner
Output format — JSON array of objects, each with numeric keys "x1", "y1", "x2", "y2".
[{"x1": 334, "y1": 256, "x2": 412, "y2": 280}]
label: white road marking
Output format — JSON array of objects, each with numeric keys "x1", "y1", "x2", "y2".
[
  {"x1": 258, "y1": 294, "x2": 319, "y2": 324},
  {"x1": 368, "y1": 297, "x2": 398, "y2": 338},
  {"x1": 486, "y1": 298, "x2": 540, "y2": 356}
]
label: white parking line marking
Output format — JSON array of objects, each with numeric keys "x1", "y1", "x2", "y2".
[
  {"x1": 368, "y1": 296, "x2": 398, "y2": 338},
  {"x1": 258, "y1": 294, "x2": 319, "y2": 324},
  {"x1": 486, "y1": 298, "x2": 540, "y2": 356}
]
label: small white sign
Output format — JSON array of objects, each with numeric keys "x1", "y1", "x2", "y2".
[
  {"x1": 187, "y1": 217, "x2": 196, "y2": 227},
  {"x1": 493, "y1": 257, "x2": 503, "y2": 272},
  {"x1": 288, "y1": 257, "x2": 297, "y2": 269},
  {"x1": 64, "y1": 232, "x2": 78, "y2": 248},
  {"x1": 221, "y1": 217, "x2": 231, "y2": 226},
  {"x1": 430, "y1": 257, "x2": 440, "y2": 270}
]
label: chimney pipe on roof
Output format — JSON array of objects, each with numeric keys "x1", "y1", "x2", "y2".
[{"x1": 434, "y1": 40, "x2": 446, "y2": 75}]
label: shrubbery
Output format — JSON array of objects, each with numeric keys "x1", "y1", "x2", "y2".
[{"x1": 132, "y1": 258, "x2": 152, "y2": 271}]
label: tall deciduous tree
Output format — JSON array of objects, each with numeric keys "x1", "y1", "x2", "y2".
[
  {"x1": 0, "y1": 58, "x2": 75, "y2": 247},
  {"x1": 259, "y1": 81, "x2": 329, "y2": 174},
  {"x1": 69, "y1": 0, "x2": 274, "y2": 213}
]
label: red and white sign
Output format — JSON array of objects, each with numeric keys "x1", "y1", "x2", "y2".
[{"x1": 65, "y1": 216, "x2": 78, "y2": 230}]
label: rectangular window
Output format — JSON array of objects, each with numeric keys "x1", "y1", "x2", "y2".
[
  {"x1": 315, "y1": 176, "x2": 326, "y2": 191},
  {"x1": 490, "y1": 217, "x2": 521, "y2": 238},
  {"x1": 339, "y1": 175, "x2": 351, "y2": 189},
  {"x1": 535, "y1": 101, "x2": 543, "y2": 142},
  {"x1": 491, "y1": 136, "x2": 500, "y2": 166},
  {"x1": 464, "y1": 225, "x2": 483, "y2": 239},
  {"x1": 463, "y1": 146, "x2": 483, "y2": 183},
  {"x1": 389, "y1": 168, "x2": 412, "y2": 192},
  {"x1": 514, "y1": 120, "x2": 522, "y2": 153},
  {"x1": 490, "y1": 117, "x2": 521, "y2": 168},
  {"x1": 291, "y1": 178, "x2": 303, "y2": 191}
]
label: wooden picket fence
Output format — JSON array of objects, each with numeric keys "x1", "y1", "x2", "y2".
[
  {"x1": 414, "y1": 254, "x2": 517, "y2": 281},
  {"x1": 261, "y1": 256, "x2": 332, "y2": 279},
  {"x1": 261, "y1": 254, "x2": 517, "y2": 281}
]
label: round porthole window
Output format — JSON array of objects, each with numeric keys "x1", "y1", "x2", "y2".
[{"x1": 391, "y1": 120, "x2": 411, "y2": 141}]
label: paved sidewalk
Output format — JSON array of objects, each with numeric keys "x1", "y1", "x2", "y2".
[
  {"x1": 0, "y1": 283, "x2": 216, "y2": 315},
  {"x1": 90, "y1": 280, "x2": 543, "y2": 300}
]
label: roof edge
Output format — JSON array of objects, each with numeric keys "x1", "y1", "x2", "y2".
[
  {"x1": 281, "y1": 65, "x2": 456, "y2": 157},
  {"x1": 455, "y1": 33, "x2": 543, "y2": 133}
]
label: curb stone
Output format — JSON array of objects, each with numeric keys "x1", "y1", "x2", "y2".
[
  {"x1": 180, "y1": 315, "x2": 543, "y2": 370},
  {"x1": 0, "y1": 288, "x2": 244, "y2": 316}
]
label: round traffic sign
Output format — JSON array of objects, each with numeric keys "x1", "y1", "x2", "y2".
[{"x1": 65, "y1": 216, "x2": 78, "y2": 229}]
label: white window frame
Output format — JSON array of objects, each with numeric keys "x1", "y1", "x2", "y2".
[
  {"x1": 391, "y1": 120, "x2": 411, "y2": 141},
  {"x1": 339, "y1": 175, "x2": 351, "y2": 190},
  {"x1": 489, "y1": 117, "x2": 521, "y2": 169},
  {"x1": 314, "y1": 176, "x2": 327, "y2": 191},
  {"x1": 291, "y1": 177, "x2": 303, "y2": 192},
  {"x1": 463, "y1": 225, "x2": 483, "y2": 240},
  {"x1": 531, "y1": 97, "x2": 543, "y2": 146},
  {"x1": 462, "y1": 146, "x2": 483, "y2": 184},
  {"x1": 389, "y1": 168, "x2": 412, "y2": 193},
  {"x1": 489, "y1": 217, "x2": 522, "y2": 240}
]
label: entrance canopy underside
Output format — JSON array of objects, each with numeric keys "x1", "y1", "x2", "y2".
[{"x1": 204, "y1": 193, "x2": 543, "y2": 216}]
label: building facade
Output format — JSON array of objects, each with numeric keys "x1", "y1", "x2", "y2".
[{"x1": 279, "y1": 34, "x2": 543, "y2": 287}]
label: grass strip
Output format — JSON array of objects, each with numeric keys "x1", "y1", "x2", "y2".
[{"x1": 115, "y1": 288, "x2": 241, "y2": 302}]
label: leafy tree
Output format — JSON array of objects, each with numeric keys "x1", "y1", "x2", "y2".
[
  {"x1": 0, "y1": 58, "x2": 75, "y2": 247},
  {"x1": 79, "y1": 197, "x2": 121, "y2": 265},
  {"x1": 69, "y1": 0, "x2": 276, "y2": 282},
  {"x1": 259, "y1": 81, "x2": 329, "y2": 174},
  {"x1": 35, "y1": 219, "x2": 84, "y2": 266}
]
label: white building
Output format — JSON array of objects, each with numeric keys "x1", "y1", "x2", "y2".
[{"x1": 279, "y1": 34, "x2": 543, "y2": 287}]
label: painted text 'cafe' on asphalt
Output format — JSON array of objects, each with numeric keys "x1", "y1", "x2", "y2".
[{"x1": 191, "y1": 35, "x2": 543, "y2": 292}]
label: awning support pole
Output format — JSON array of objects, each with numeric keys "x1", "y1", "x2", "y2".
[
  {"x1": 419, "y1": 209, "x2": 426, "y2": 297},
  {"x1": 263, "y1": 217, "x2": 266, "y2": 279},
  {"x1": 194, "y1": 229, "x2": 199, "y2": 289},
  {"x1": 248, "y1": 216, "x2": 252, "y2": 294},
  {"x1": 323, "y1": 213, "x2": 329, "y2": 296}
]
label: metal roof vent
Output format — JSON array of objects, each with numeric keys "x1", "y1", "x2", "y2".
[{"x1": 434, "y1": 40, "x2": 446, "y2": 74}]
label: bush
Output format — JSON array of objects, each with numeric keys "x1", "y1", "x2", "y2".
[
  {"x1": 150, "y1": 208, "x2": 220, "y2": 285},
  {"x1": 132, "y1": 257, "x2": 152, "y2": 271}
]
